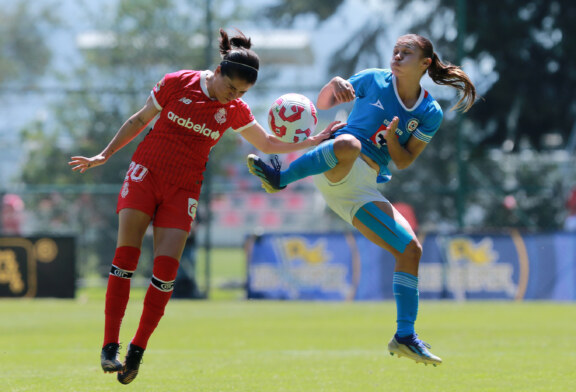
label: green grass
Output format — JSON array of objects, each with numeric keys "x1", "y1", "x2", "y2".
[
  {"x1": 2, "y1": 248, "x2": 575, "y2": 391},
  {"x1": 1, "y1": 297, "x2": 575, "y2": 392}
]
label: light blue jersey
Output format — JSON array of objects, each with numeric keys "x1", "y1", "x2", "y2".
[{"x1": 335, "y1": 68, "x2": 443, "y2": 183}]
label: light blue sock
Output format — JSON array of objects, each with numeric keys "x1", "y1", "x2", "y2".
[
  {"x1": 393, "y1": 271, "x2": 419, "y2": 338},
  {"x1": 279, "y1": 140, "x2": 338, "y2": 187}
]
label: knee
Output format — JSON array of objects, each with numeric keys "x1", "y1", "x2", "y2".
[
  {"x1": 402, "y1": 239, "x2": 423, "y2": 266},
  {"x1": 333, "y1": 135, "x2": 362, "y2": 160}
]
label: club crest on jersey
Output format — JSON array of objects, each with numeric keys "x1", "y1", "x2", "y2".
[
  {"x1": 214, "y1": 108, "x2": 227, "y2": 124},
  {"x1": 188, "y1": 198, "x2": 198, "y2": 219},
  {"x1": 407, "y1": 118, "x2": 419, "y2": 132}
]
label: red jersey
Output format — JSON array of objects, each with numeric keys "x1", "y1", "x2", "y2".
[{"x1": 131, "y1": 70, "x2": 256, "y2": 190}]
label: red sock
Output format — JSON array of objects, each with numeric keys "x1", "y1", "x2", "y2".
[
  {"x1": 103, "y1": 246, "x2": 141, "y2": 347},
  {"x1": 132, "y1": 255, "x2": 179, "y2": 349}
]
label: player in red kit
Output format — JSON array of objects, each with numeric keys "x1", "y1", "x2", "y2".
[{"x1": 69, "y1": 28, "x2": 342, "y2": 385}]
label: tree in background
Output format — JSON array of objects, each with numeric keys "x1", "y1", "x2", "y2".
[
  {"x1": 14, "y1": 0, "x2": 241, "y2": 275},
  {"x1": 0, "y1": 1, "x2": 54, "y2": 85},
  {"x1": 392, "y1": 0, "x2": 575, "y2": 230},
  {"x1": 262, "y1": 0, "x2": 575, "y2": 231}
]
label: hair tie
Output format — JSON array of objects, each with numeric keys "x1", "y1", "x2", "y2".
[{"x1": 221, "y1": 60, "x2": 259, "y2": 72}]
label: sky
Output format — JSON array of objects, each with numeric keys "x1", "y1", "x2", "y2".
[
  {"x1": 0, "y1": 0, "x2": 390, "y2": 186},
  {"x1": 0, "y1": 0, "x2": 462, "y2": 187}
]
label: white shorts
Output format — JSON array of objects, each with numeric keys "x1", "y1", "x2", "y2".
[{"x1": 313, "y1": 158, "x2": 389, "y2": 226}]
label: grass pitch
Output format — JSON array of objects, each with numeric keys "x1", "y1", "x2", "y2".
[{"x1": 1, "y1": 296, "x2": 575, "y2": 392}]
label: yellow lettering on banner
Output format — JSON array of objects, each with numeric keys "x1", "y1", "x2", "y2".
[
  {"x1": 448, "y1": 238, "x2": 497, "y2": 264},
  {"x1": 282, "y1": 238, "x2": 326, "y2": 264},
  {"x1": 0, "y1": 249, "x2": 25, "y2": 293},
  {"x1": 0, "y1": 238, "x2": 37, "y2": 297}
]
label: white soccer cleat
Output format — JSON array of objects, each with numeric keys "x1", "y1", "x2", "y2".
[{"x1": 388, "y1": 334, "x2": 442, "y2": 367}]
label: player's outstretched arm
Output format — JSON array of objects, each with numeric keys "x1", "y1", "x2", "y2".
[
  {"x1": 241, "y1": 121, "x2": 344, "y2": 155},
  {"x1": 69, "y1": 96, "x2": 160, "y2": 173}
]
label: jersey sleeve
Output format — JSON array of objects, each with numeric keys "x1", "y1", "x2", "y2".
[
  {"x1": 347, "y1": 69, "x2": 377, "y2": 98},
  {"x1": 150, "y1": 71, "x2": 182, "y2": 110},
  {"x1": 230, "y1": 99, "x2": 256, "y2": 133},
  {"x1": 413, "y1": 100, "x2": 443, "y2": 143}
]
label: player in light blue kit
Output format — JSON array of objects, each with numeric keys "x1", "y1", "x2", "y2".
[{"x1": 248, "y1": 34, "x2": 476, "y2": 366}]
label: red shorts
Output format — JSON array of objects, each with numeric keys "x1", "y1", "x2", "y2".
[{"x1": 116, "y1": 162, "x2": 201, "y2": 232}]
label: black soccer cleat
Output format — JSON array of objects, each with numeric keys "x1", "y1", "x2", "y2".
[
  {"x1": 247, "y1": 154, "x2": 286, "y2": 193},
  {"x1": 117, "y1": 343, "x2": 145, "y2": 384},
  {"x1": 101, "y1": 342, "x2": 123, "y2": 373}
]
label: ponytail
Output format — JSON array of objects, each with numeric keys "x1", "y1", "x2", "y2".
[
  {"x1": 218, "y1": 28, "x2": 260, "y2": 84},
  {"x1": 398, "y1": 34, "x2": 476, "y2": 112},
  {"x1": 427, "y1": 53, "x2": 476, "y2": 113}
]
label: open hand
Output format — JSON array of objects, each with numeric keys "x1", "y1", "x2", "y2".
[
  {"x1": 68, "y1": 155, "x2": 106, "y2": 173},
  {"x1": 309, "y1": 121, "x2": 346, "y2": 145}
]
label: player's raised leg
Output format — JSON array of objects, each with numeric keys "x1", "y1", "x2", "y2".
[{"x1": 247, "y1": 135, "x2": 365, "y2": 193}]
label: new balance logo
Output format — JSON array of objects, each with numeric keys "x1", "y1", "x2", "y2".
[{"x1": 370, "y1": 100, "x2": 385, "y2": 110}]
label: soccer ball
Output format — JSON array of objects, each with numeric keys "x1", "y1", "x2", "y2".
[{"x1": 268, "y1": 93, "x2": 318, "y2": 143}]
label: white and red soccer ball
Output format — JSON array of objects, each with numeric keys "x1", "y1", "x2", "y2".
[{"x1": 268, "y1": 93, "x2": 318, "y2": 143}]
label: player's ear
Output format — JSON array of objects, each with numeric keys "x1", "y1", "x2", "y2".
[{"x1": 422, "y1": 57, "x2": 432, "y2": 70}]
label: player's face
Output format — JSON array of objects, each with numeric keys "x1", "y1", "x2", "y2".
[
  {"x1": 212, "y1": 68, "x2": 253, "y2": 104},
  {"x1": 390, "y1": 41, "x2": 431, "y2": 78}
]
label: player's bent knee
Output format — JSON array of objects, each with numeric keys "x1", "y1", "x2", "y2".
[
  {"x1": 405, "y1": 238, "x2": 422, "y2": 259},
  {"x1": 334, "y1": 134, "x2": 362, "y2": 160},
  {"x1": 401, "y1": 240, "x2": 422, "y2": 267}
]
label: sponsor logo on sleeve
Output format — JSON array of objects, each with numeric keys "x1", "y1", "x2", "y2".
[{"x1": 154, "y1": 77, "x2": 165, "y2": 92}]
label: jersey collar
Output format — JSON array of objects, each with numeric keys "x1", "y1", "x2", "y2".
[
  {"x1": 392, "y1": 75, "x2": 425, "y2": 112},
  {"x1": 200, "y1": 70, "x2": 215, "y2": 100}
]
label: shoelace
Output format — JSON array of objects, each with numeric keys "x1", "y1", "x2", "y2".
[
  {"x1": 416, "y1": 340, "x2": 432, "y2": 349},
  {"x1": 406, "y1": 334, "x2": 431, "y2": 349},
  {"x1": 104, "y1": 343, "x2": 121, "y2": 356},
  {"x1": 269, "y1": 155, "x2": 282, "y2": 172},
  {"x1": 128, "y1": 349, "x2": 144, "y2": 366}
]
